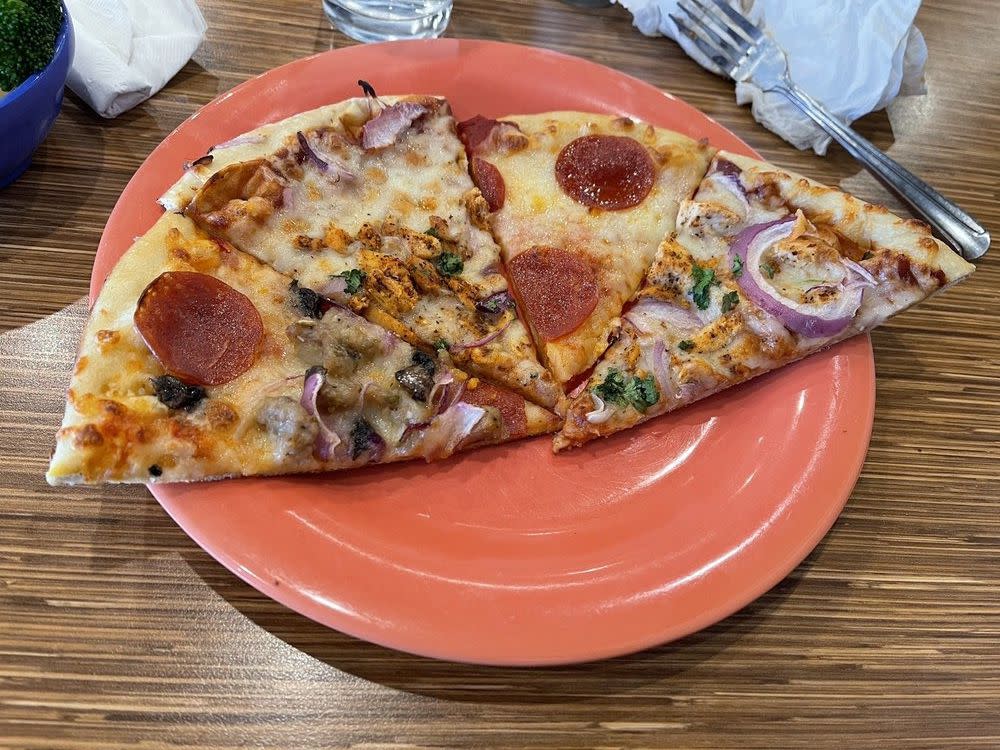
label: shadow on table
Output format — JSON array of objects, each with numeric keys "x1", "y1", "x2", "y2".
[{"x1": 180, "y1": 533, "x2": 833, "y2": 704}]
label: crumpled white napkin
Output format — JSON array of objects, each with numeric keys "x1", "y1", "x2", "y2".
[
  {"x1": 616, "y1": 0, "x2": 928, "y2": 154},
  {"x1": 65, "y1": 0, "x2": 207, "y2": 118}
]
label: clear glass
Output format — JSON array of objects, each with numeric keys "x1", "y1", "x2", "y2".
[{"x1": 323, "y1": 0, "x2": 452, "y2": 42}]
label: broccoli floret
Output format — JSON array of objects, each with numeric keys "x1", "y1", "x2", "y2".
[{"x1": 0, "y1": 0, "x2": 64, "y2": 92}]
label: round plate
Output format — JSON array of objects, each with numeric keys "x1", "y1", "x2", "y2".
[{"x1": 92, "y1": 39, "x2": 875, "y2": 666}]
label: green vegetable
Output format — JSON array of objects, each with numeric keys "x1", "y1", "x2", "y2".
[
  {"x1": 721, "y1": 290, "x2": 740, "y2": 313},
  {"x1": 731, "y1": 255, "x2": 743, "y2": 278},
  {"x1": 593, "y1": 369, "x2": 660, "y2": 413},
  {"x1": 434, "y1": 251, "x2": 464, "y2": 277},
  {"x1": 690, "y1": 264, "x2": 718, "y2": 310},
  {"x1": 425, "y1": 227, "x2": 441, "y2": 240},
  {"x1": 0, "y1": 0, "x2": 63, "y2": 92},
  {"x1": 433, "y1": 339, "x2": 450, "y2": 351},
  {"x1": 678, "y1": 339, "x2": 695, "y2": 352},
  {"x1": 761, "y1": 261, "x2": 778, "y2": 279},
  {"x1": 334, "y1": 268, "x2": 366, "y2": 294}
]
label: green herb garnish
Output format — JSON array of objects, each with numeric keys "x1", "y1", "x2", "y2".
[
  {"x1": 678, "y1": 339, "x2": 695, "y2": 352},
  {"x1": 690, "y1": 264, "x2": 718, "y2": 310},
  {"x1": 593, "y1": 369, "x2": 660, "y2": 413},
  {"x1": 761, "y1": 262, "x2": 777, "y2": 279},
  {"x1": 425, "y1": 227, "x2": 441, "y2": 240},
  {"x1": 732, "y1": 255, "x2": 743, "y2": 278},
  {"x1": 721, "y1": 290, "x2": 740, "y2": 313},
  {"x1": 334, "y1": 268, "x2": 366, "y2": 295},
  {"x1": 434, "y1": 339, "x2": 450, "y2": 351},
  {"x1": 434, "y1": 251, "x2": 464, "y2": 277}
]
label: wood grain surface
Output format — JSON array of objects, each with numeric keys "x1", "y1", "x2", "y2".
[{"x1": 1, "y1": 1, "x2": 998, "y2": 747}]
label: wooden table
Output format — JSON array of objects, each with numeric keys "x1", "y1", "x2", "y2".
[{"x1": 2, "y1": 1, "x2": 998, "y2": 747}]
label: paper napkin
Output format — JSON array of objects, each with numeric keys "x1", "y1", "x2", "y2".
[
  {"x1": 64, "y1": 0, "x2": 208, "y2": 118},
  {"x1": 616, "y1": 0, "x2": 928, "y2": 154}
]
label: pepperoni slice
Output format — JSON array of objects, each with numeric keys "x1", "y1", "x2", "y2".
[
  {"x1": 461, "y1": 381, "x2": 528, "y2": 439},
  {"x1": 470, "y1": 157, "x2": 505, "y2": 211},
  {"x1": 134, "y1": 271, "x2": 264, "y2": 386},
  {"x1": 456, "y1": 115, "x2": 500, "y2": 154},
  {"x1": 507, "y1": 246, "x2": 599, "y2": 341},
  {"x1": 555, "y1": 135, "x2": 655, "y2": 210}
]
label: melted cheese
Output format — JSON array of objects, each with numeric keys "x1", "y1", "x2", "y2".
[{"x1": 164, "y1": 96, "x2": 560, "y2": 409}]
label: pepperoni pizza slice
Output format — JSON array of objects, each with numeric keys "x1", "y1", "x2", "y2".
[
  {"x1": 554, "y1": 152, "x2": 976, "y2": 450},
  {"x1": 47, "y1": 213, "x2": 559, "y2": 484},
  {"x1": 159, "y1": 92, "x2": 561, "y2": 411},
  {"x1": 457, "y1": 112, "x2": 715, "y2": 385}
]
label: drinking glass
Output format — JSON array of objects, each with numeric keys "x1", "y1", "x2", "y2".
[{"x1": 322, "y1": 0, "x2": 452, "y2": 42}]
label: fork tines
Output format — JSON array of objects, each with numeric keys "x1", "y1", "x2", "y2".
[{"x1": 671, "y1": 0, "x2": 762, "y2": 77}]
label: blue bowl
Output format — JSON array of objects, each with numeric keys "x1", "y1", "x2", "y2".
[{"x1": 0, "y1": 6, "x2": 74, "y2": 188}]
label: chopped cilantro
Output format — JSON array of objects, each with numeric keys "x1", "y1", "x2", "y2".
[
  {"x1": 425, "y1": 227, "x2": 441, "y2": 240},
  {"x1": 434, "y1": 339, "x2": 450, "y2": 351},
  {"x1": 732, "y1": 255, "x2": 743, "y2": 278},
  {"x1": 761, "y1": 261, "x2": 777, "y2": 279},
  {"x1": 624, "y1": 375, "x2": 659, "y2": 412},
  {"x1": 334, "y1": 268, "x2": 366, "y2": 294},
  {"x1": 721, "y1": 290, "x2": 740, "y2": 313},
  {"x1": 690, "y1": 264, "x2": 718, "y2": 310},
  {"x1": 434, "y1": 251, "x2": 464, "y2": 277},
  {"x1": 678, "y1": 339, "x2": 695, "y2": 352},
  {"x1": 862, "y1": 251, "x2": 873, "y2": 260},
  {"x1": 593, "y1": 369, "x2": 660, "y2": 413}
]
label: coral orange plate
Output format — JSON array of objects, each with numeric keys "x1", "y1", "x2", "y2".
[{"x1": 91, "y1": 40, "x2": 875, "y2": 666}]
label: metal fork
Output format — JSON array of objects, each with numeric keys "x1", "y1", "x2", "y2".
[{"x1": 672, "y1": 0, "x2": 990, "y2": 261}]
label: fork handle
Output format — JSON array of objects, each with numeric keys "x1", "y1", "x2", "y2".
[{"x1": 772, "y1": 82, "x2": 989, "y2": 261}]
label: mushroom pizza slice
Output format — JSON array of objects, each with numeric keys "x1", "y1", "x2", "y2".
[{"x1": 47, "y1": 214, "x2": 559, "y2": 484}]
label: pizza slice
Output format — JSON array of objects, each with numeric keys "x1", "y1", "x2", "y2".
[
  {"x1": 47, "y1": 213, "x2": 559, "y2": 484},
  {"x1": 159, "y1": 91, "x2": 562, "y2": 410},
  {"x1": 555, "y1": 151, "x2": 976, "y2": 450},
  {"x1": 456, "y1": 111, "x2": 715, "y2": 384}
]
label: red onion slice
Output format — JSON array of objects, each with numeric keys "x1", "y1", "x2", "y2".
[
  {"x1": 730, "y1": 217, "x2": 862, "y2": 339},
  {"x1": 319, "y1": 275, "x2": 348, "y2": 297},
  {"x1": 585, "y1": 393, "x2": 613, "y2": 424},
  {"x1": 361, "y1": 102, "x2": 428, "y2": 150},
  {"x1": 296, "y1": 131, "x2": 356, "y2": 184},
  {"x1": 300, "y1": 366, "x2": 342, "y2": 459},
  {"x1": 706, "y1": 158, "x2": 749, "y2": 210},
  {"x1": 651, "y1": 339, "x2": 672, "y2": 395},
  {"x1": 624, "y1": 297, "x2": 702, "y2": 336},
  {"x1": 843, "y1": 257, "x2": 877, "y2": 287},
  {"x1": 451, "y1": 318, "x2": 512, "y2": 352},
  {"x1": 475, "y1": 290, "x2": 515, "y2": 316},
  {"x1": 429, "y1": 369, "x2": 467, "y2": 415},
  {"x1": 418, "y1": 402, "x2": 488, "y2": 460}
]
